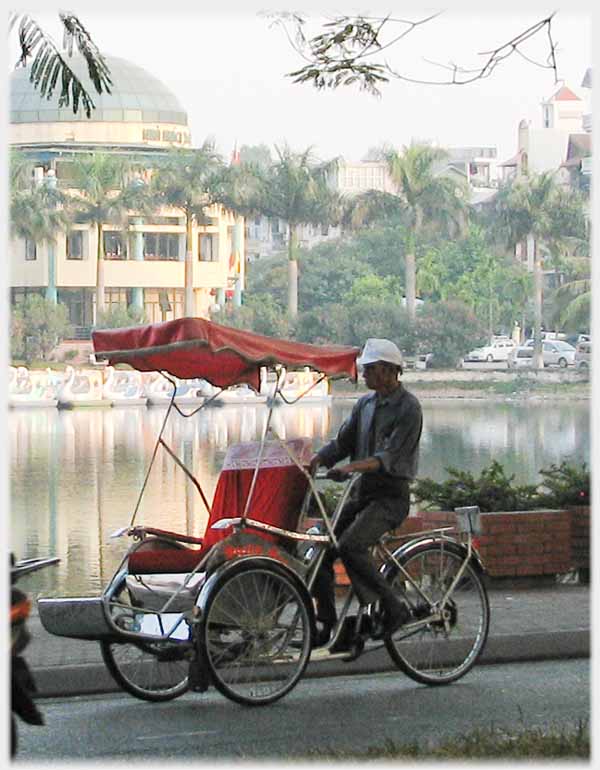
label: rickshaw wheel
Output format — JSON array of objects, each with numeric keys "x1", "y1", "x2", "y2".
[
  {"x1": 200, "y1": 561, "x2": 312, "y2": 706},
  {"x1": 100, "y1": 577, "x2": 190, "y2": 702}
]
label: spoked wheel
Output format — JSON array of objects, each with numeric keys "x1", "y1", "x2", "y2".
[
  {"x1": 201, "y1": 562, "x2": 312, "y2": 706},
  {"x1": 100, "y1": 578, "x2": 190, "y2": 702},
  {"x1": 384, "y1": 543, "x2": 490, "y2": 685}
]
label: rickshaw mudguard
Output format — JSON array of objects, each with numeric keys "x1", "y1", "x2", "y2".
[
  {"x1": 384, "y1": 535, "x2": 486, "y2": 576},
  {"x1": 195, "y1": 553, "x2": 315, "y2": 630},
  {"x1": 203, "y1": 529, "x2": 309, "y2": 581}
]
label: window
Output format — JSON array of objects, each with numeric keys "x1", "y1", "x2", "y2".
[
  {"x1": 143, "y1": 233, "x2": 180, "y2": 260},
  {"x1": 105, "y1": 288, "x2": 130, "y2": 310},
  {"x1": 67, "y1": 231, "x2": 84, "y2": 260},
  {"x1": 143, "y1": 288, "x2": 184, "y2": 324},
  {"x1": 104, "y1": 231, "x2": 126, "y2": 260},
  {"x1": 25, "y1": 239, "x2": 37, "y2": 261},
  {"x1": 57, "y1": 288, "x2": 94, "y2": 327},
  {"x1": 199, "y1": 234, "x2": 217, "y2": 262}
]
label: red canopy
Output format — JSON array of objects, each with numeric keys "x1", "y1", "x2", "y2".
[{"x1": 92, "y1": 317, "x2": 358, "y2": 390}]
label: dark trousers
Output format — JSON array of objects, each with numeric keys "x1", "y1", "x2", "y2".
[{"x1": 311, "y1": 484, "x2": 410, "y2": 626}]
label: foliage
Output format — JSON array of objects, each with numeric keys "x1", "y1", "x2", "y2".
[
  {"x1": 413, "y1": 300, "x2": 487, "y2": 366},
  {"x1": 239, "y1": 144, "x2": 273, "y2": 169},
  {"x1": 413, "y1": 461, "x2": 539, "y2": 512},
  {"x1": 9, "y1": 12, "x2": 112, "y2": 117},
  {"x1": 418, "y1": 227, "x2": 532, "y2": 335},
  {"x1": 535, "y1": 462, "x2": 590, "y2": 508},
  {"x1": 297, "y1": 241, "x2": 371, "y2": 311},
  {"x1": 11, "y1": 296, "x2": 72, "y2": 364},
  {"x1": 94, "y1": 305, "x2": 146, "y2": 330},
  {"x1": 211, "y1": 295, "x2": 289, "y2": 338},
  {"x1": 245, "y1": 256, "x2": 288, "y2": 308},
  {"x1": 413, "y1": 460, "x2": 590, "y2": 513},
  {"x1": 302, "y1": 720, "x2": 589, "y2": 760},
  {"x1": 271, "y1": 12, "x2": 559, "y2": 96},
  {"x1": 251, "y1": 144, "x2": 341, "y2": 316}
]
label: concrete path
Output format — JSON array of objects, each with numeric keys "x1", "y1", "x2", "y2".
[{"x1": 25, "y1": 582, "x2": 589, "y2": 698}]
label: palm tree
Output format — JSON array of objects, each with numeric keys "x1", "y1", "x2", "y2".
[
  {"x1": 10, "y1": 152, "x2": 69, "y2": 303},
  {"x1": 487, "y1": 172, "x2": 585, "y2": 367},
  {"x1": 386, "y1": 143, "x2": 468, "y2": 323},
  {"x1": 67, "y1": 153, "x2": 146, "y2": 319},
  {"x1": 253, "y1": 145, "x2": 340, "y2": 317},
  {"x1": 150, "y1": 143, "x2": 225, "y2": 316},
  {"x1": 9, "y1": 12, "x2": 112, "y2": 117}
]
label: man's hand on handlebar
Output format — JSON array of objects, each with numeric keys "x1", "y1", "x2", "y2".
[{"x1": 325, "y1": 467, "x2": 352, "y2": 482}]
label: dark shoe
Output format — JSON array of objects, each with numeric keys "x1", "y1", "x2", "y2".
[
  {"x1": 292, "y1": 621, "x2": 332, "y2": 649},
  {"x1": 410, "y1": 601, "x2": 431, "y2": 621},
  {"x1": 382, "y1": 601, "x2": 411, "y2": 637},
  {"x1": 313, "y1": 622, "x2": 333, "y2": 648}
]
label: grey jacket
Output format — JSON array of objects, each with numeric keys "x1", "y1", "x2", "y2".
[{"x1": 317, "y1": 384, "x2": 423, "y2": 500}]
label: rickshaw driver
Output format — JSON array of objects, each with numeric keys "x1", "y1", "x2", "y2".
[{"x1": 308, "y1": 338, "x2": 423, "y2": 647}]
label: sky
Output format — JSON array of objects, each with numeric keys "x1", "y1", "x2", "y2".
[{"x1": 6, "y1": 3, "x2": 593, "y2": 168}]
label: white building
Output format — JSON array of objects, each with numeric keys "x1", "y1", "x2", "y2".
[{"x1": 9, "y1": 56, "x2": 244, "y2": 336}]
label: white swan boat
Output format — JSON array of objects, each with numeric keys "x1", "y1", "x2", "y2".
[
  {"x1": 56, "y1": 366, "x2": 111, "y2": 408},
  {"x1": 261, "y1": 368, "x2": 331, "y2": 404},
  {"x1": 103, "y1": 366, "x2": 147, "y2": 407},
  {"x1": 9, "y1": 366, "x2": 59, "y2": 408},
  {"x1": 143, "y1": 372, "x2": 211, "y2": 407}
]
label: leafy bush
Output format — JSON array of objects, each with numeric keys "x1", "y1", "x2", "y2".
[
  {"x1": 94, "y1": 305, "x2": 146, "y2": 330},
  {"x1": 413, "y1": 461, "x2": 590, "y2": 512},
  {"x1": 211, "y1": 295, "x2": 289, "y2": 338},
  {"x1": 10, "y1": 296, "x2": 72, "y2": 364},
  {"x1": 535, "y1": 462, "x2": 590, "y2": 507},
  {"x1": 413, "y1": 461, "x2": 539, "y2": 512}
]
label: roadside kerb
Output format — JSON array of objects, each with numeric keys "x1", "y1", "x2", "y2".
[{"x1": 28, "y1": 583, "x2": 590, "y2": 698}]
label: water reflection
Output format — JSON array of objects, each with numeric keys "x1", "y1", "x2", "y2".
[{"x1": 10, "y1": 398, "x2": 589, "y2": 597}]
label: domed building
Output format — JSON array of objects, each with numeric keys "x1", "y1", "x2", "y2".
[{"x1": 9, "y1": 55, "x2": 244, "y2": 334}]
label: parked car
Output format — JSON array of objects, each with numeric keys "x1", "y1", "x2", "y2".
[
  {"x1": 508, "y1": 340, "x2": 576, "y2": 369},
  {"x1": 465, "y1": 338, "x2": 515, "y2": 362},
  {"x1": 507, "y1": 345, "x2": 534, "y2": 369},
  {"x1": 575, "y1": 341, "x2": 591, "y2": 371}
]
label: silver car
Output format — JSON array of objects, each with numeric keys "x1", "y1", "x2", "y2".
[{"x1": 509, "y1": 340, "x2": 576, "y2": 368}]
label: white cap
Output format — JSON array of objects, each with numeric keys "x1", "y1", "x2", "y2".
[{"x1": 357, "y1": 338, "x2": 404, "y2": 367}]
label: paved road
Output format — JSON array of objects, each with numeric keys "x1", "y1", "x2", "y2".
[{"x1": 15, "y1": 658, "x2": 589, "y2": 761}]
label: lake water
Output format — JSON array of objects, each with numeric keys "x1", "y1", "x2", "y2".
[{"x1": 10, "y1": 397, "x2": 590, "y2": 597}]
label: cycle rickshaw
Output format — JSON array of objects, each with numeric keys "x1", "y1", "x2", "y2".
[{"x1": 39, "y1": 317, "x2": 490, "y2": 706}]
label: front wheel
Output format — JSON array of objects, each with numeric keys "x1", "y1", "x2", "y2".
[
  {"x1": 100, "y1": 577, "x2": 189, "y2": 702},
  {"x1": 200, "y1": 563, "x2": 312, "y2": 706},
  {"x1": 384, "y1": 544, "x2": 490, "y2": 685},
  {"x1": 486, "y1": 355, "x2": 494, "y2": 363},
  {"x1": 558, "y1": 357, "x2": 568, "y2": 368}
]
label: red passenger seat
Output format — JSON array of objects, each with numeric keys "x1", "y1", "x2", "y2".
[{"x1": 128, "y1": 438, "x2": 312, "y2": 574}]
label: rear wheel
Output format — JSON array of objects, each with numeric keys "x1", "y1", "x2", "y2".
[
  {"x1": 558, "y1": 357, "x2": 568, "y2": 368},
  {"x1": 384, "y1": 544, "x2": 489, "y2": 685},
  {"x1": 100, "y1": 578, "x2": 189, "y2": 702},
  {"x1": 201, "y1": 563, "x2": 311, "y2": 706},
  {"x1": 486, "y1": 355, "x2": 493, "y2": 363}
]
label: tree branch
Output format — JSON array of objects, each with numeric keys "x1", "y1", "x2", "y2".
[{"x1": 267, "y1": 11, "x2": 559, "y2": 95}]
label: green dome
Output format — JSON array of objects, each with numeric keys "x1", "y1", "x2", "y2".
[{"x1": 10, "y1": 55, "x2": 188, "y2": 127}]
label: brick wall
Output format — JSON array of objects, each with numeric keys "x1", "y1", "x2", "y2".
[
  {"x1": 322, "y1": 506, "x2": 590, "y2": 585},
  {"x1": 570, "y1": 505, "x2": 591, "y2": 576}
]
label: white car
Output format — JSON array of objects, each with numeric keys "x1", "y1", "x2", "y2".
[
  {"x1": 465, "y1": 339, "x2": 515, "y2": 363},
  {"x1": 508, "y1": 340, "x2": 576, "y2": 369}
]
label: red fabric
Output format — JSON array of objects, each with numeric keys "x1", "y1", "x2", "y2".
[
  {"x1": 127, "y1": 466, "x2": 308, "y2": 574},
  {"x1": 128, "y1": 547, "x2": 204, "y2": 574},
  {"x1": 92, "y1": 317, "x2": 358, "y2": 390},
  {"x1": 202, "y1": 465, "x2": 309, "y2": 552}
]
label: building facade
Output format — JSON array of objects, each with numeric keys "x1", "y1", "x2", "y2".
[{"x1": 9, "y1": 55, "x2": 244, "y2": 336}]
